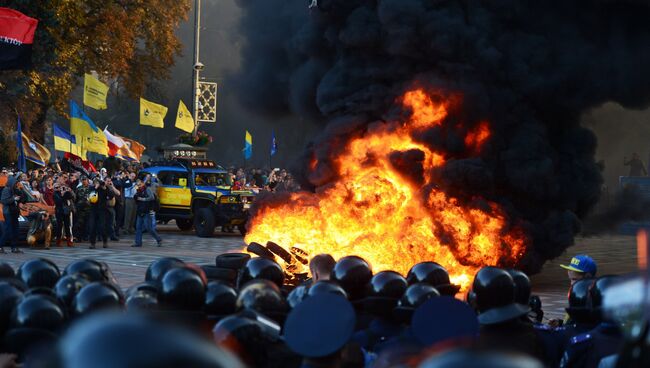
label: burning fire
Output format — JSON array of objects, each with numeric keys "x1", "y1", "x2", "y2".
[{"x1": 245, "y1": 89, "x2": 526, "y2": 290}]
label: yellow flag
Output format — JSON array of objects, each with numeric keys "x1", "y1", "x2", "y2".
[
  {"x1": 175, "y1": 100, "x2": 194, "y2": 133},
  {"x1": 140, "y1": 97, "x2": 168, "y2": 128},
  {"x1": 83, "y1": 73, "x2": 109, "y2": 110}
]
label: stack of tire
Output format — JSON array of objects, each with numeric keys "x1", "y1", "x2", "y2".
[
  {"x1": 246, "y1": 241, "x2": 309, "y2": 287},
  {"x1": 200, "y1": 253, "x2": 251, "y2": 287}
]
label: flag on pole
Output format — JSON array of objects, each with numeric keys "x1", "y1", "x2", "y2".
[
  {"x1": 244, "y1": 130, "x2": 252, "y2": 160},
  {"x1": 270, "y1": 130, "x2": 278, "y2": 156},
  {"x1": 53, "y1": 124, "x2": 83, "y2": 157},
  {"x1": 103, "y1": 127, "x2": 126, "y2": 157},
  {"x1": 0, "y1": 7, "x2": 38, "y2": 70},
  {"x1": 175, "y1": 100, "x2": 194, "y2": 133},
  {"x1": 115, "y1": 134, "x2": 145, "y2": 162},
  {"x1": 16, "y1": 116, "x2": 26, "y2": 171},
  {"x1": 83, "y1": 73, "x2": 109, "y2": 110},
  {"x1": 140, "y1": 97, "x2": 168, "y2": 128},
  {"x1": 69, "y1": 100, "x2": 108, "y2": 157},
  {"x1": 18, "y1": 132, "x2": 51, "y2": 166}
]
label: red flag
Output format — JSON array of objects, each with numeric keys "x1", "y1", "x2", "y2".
[
  {"x1": 64, "y1": 152, "x2": 97, "y2": 173},
  {"x1": 0, "y1": 7, "x2": 38, "y2": 70}
]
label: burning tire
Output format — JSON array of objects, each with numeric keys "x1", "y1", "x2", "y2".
[
  {"x1": 175, "y1": 219, "x2": 193, "y2": 231},
  {"x1": 246, "y1": 242, "x2": 276, "y2": 261},
  {"x1": 194, "y1": 207, "x2": 215, "y2": 238},
  {"x1": 265, "y1": 241, "x2": 293, "y2": 264},
  {"x1": 216, "y1": 253, "x2": 251, "y2": 270}
]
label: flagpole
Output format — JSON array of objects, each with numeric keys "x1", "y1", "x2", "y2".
[{"x1": 191, "y1": 0, "x2": 203, "y2": 138}]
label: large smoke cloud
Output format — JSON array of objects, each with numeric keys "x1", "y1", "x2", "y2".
[{"x1": 232, "y1": 0, "x2": 650, "y2": 272}]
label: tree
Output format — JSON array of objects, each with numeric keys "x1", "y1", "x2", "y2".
[{"x1": 0, "y1": 0, "x2": 191, "y2": 145}]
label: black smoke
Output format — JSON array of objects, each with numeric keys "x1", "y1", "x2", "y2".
[{"x1": 232, "y1": 0, "x2": 650, "y2": 273}]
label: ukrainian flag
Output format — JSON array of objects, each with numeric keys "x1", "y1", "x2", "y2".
[
  {"x1": 53, "y1": 124, "x2": 83, "y2": 156},
  {"x1": 244, "y1": 130, "x2": 252, "y2": 160},
  {"x1": 70, "y1": 100, "x2": 108, "y2": 157}
]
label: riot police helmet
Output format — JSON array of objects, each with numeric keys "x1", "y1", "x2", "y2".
[
  {"x1": 17, "y1": 258, "x2": 60, "y2": 289},
  {"x1": 205, "y1": 281, "x2": 238, "y2": 318},
  {"x1": 471, "y1": 266, "x2": 529, "y2": 325},
  {"x1": 237, "y1": 257, "x2": 284, "y2": 289},
  {"x1": 145, "y1": 257, "x2": 185, "y2": 284},
  {"x1": 72, "y1": 282, "x2": 124, "y2": 317},
  {"x1": 10, "y1": 294, "x2": 66, "y2": 332},
  {"x1": 159, "y1": 266, "x2": 206, "y2": 311},
  {"x1": 330, "y1": 256, "x2": 372, "y2": 300},
  {"x1": 407, "y1": 261, "x2": 460, "y2": 296}
]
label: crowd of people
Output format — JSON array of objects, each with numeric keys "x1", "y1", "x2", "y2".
[
  {"x1": 0, "y1": 250, "x2": 646, "y2": 368},
  {"x1": 0, "y1": 157, "x2": 297, "y2": 253}
]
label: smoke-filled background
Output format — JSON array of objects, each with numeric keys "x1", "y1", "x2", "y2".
[{"x1": 229, "y1": 0, "x2": 650, "y2": 272}]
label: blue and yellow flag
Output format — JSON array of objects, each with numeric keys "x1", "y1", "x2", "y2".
[
  {"x1": 70, "y1": 100, "x2": 108, "y2": 157},
  {"x1": 53, "y1": 124, "x2": 83, "y2": 157},
  {"x1": 244, "y1": 130, "x2": 252, "y2": 160}
]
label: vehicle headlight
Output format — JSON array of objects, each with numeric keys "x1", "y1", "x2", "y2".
[{"x1": 219, "y1": 196, "x2": 237, "y2": 204}]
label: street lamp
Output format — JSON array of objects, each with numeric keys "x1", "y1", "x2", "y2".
[{"x1": 192, "y1": 0, "x2": 202, "y2": 138}]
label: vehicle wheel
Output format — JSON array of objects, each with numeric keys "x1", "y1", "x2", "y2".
[
  {"x1": 194, "y1": 207, "x2": 215, "y2": 238},
  {"x1": 200, "y1": 265, "x2": 238, "y2": 284},
  {"x1": 176, "y1": 218, "x2": 193, "y2": 231},
  {"x1": 216, "y1": 253, "x2": 251, "y2": 270},
  {"x1": 246, "y1": 242, "x2": 276, "y2": 261},
  {"x1": 265, "y1": 241, "x2": 293, "y2": 264}
]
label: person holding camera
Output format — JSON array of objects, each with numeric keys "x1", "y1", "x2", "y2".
[
  {"x1": 26, "y1": 210, "x2": 53, "y2": 249},
  {"x1": 54, "y1": 182, "x2": 75, "y2": 247},
  {"x1": 87, "y1": 177, "x2": 114, "y2": 249},
  {"x1": 0, "y1": 175, "x2": 26, "y2": 253},
  {"x1": 131, "y1": 178, "x2": 162, "y2": 247}
]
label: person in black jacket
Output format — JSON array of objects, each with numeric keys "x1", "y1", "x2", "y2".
[
  {"x1": 87, "y1": 177, "x2": 114, "y2": 249},
  {"x1": 0, "y1": 175, "x2": 26, "y2": 253},
  {"x1": 53, "y1": 182, "x2": 75, "y2": 247},
  {"x1": 131, "y1": 179, "x2": 162, "y2": 247},
  {"x1": 131, "y1": 179, "x2": 162, "y2": 248}
]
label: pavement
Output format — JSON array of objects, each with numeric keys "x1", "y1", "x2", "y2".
[{"x1": 1, "y1": 223, "x2": 640, "y2": 320}]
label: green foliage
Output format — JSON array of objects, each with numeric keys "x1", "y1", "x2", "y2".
[{"x1": 0, "y1": 0, "x2": 191, "y2": 141}]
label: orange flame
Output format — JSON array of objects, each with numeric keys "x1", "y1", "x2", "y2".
[
  {"x1": 245, "y1": 89, "x2": 525, "y2": 290},
  {"x1": 465, "y1": 121, "x2": 490, "y2": 152}
]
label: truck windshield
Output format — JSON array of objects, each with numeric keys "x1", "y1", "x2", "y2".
[{"x1": 194, "y1": 172, "x2": 232, "y2": 186}]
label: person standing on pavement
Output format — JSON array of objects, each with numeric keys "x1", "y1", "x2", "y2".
[
  {"x1": 53, "y1": 182, "x2": 75, "y2": 247},
  {"x1": 104, "y1": 177, "x2": 120, "y2": 241},
  {"x1": 74, "y1": 176, "x2": 92, "y2": 241},
  {"x1": 0, "y1": 176, "x2": 26, "y2": 254},
  {"x1": 112, "y1": 171, "x2": 126, "y2": 236},
  {"x1": 131, "y1": 179, "x2": 162, "y2": 248},
  {"x1": 88, "y1": 178, "x2": 114, "y2": 249},
  {"x1": 122, "y1": 172, "x2": 137, "y2": 234}
]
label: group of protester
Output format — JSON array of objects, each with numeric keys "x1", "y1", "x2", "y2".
[
  {"x1": 0, "y1": 156, "x2": 296, "y2": 252},
  {"x1": 0, "y1": 158, "x2": 162, "y2": 253},
  {"x1": 0, "y1": 249, "x2": 645, "y2": 368}
]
